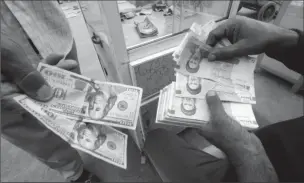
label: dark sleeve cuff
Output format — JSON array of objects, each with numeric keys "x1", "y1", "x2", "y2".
[
  {"x1": 265, "y1": 29, "x2": 304, "y2": 75},
  {"x1": 290, "y1": 29, "x2": 304, "y2": 47}
]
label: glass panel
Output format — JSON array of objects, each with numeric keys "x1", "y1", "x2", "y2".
[
  {"x1": 279, "y1": 0, "x2": 303, "y2": 30},
  {"x1": 117, "y1": 0, "x2": 176, "y2": 48},
  {"x1": 237, "y1": 0, "x2": 285, "y2": 23},
  {"x1": 176, "y1": 0, "x2": 231, "y2": 30},
  {"x1": 117, "y1": 0, "x2": 232, "y2": 49}
]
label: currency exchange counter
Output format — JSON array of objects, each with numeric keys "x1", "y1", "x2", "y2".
[{"x1": 78, "y1": 0, "x2": 292, "y2": 151}]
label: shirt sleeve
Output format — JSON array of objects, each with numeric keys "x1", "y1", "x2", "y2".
[{"x1": 265, "y1": 29, "x2": 304, "y2": 75}]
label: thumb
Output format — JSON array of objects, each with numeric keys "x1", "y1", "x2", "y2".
[
  {"x1": 205, "y1": 91, "x2": 227, "y2": 122},
  {"x1": 56, "y1": 59, "x2": 79, "y2": 71},
  {"x1": 207, "y1": 39, "x2": 254, "y2": 61},
  {"x1": 44, "y1": 54, "x2": 65, "y2": 65},
  {"x1": 43, "y1": 54, "x2": 79, "y2": 71},
  {"x1": 1, "y1": 33, "x2": 53, "y2": 102}
]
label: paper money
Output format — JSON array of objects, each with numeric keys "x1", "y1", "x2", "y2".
[
  {"x1": 156, "y1": 86, "x2": 201, "y2": 127},
  {"x1": 156, "y1": 83, "x2": 258, "y2": 129},
  {"x1": 37, "y1": 63, "x2": 142, "y2": 130},
  {"x1": 172, "y1": 21, "x2": 216, "y2": 64},
  {"x1": 69, "y1": 122, "x2": 128, "y2": 169},
  {"x1": 14, "y1": 95, "x2": 128, "y2": 169},
  {"x1": 173, "y1": 22, "x2": 257, "y2": 87},
  {"x1": 158, "y1": 22, "x2": 258, "y2": 133},
  {"x1": 175, "y1": 72, "x2": 256, "y2": 104}
]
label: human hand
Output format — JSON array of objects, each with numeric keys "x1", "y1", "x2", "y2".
[
  {"x1": 1, "y1": 29, "x2": 78, "y2": 102},
  {"x1": 196, "y1": 91, "x2": 262, "y2": 164},
  {"x1": 206, "y1": 16, "x2": 299, "y2": 61},
  {"x1": 197, "y1": 91, "x2": 279, "y2": 181}
]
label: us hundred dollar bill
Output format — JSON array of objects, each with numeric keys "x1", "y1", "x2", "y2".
[
  {"x1": 158, "y1": 83, "x2": 258, "y2": 129},
  {"x1": 37, "y1": 63, "x2": 143, "y2": 130},
  {"x1": 175, "y1": 72, "x2": 256, "y2": 104},
  {"x1": 14, "y1": 95, "x2": 128, "y2": 169},
  {"x1": 173, "y1": 22, "x2": 257, "y2": 88}
]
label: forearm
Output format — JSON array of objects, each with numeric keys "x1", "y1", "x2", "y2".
[
  {"x1": 222, "y1": 134, "x2": 278, "y2": 182},
  {"x1": 266, "y1": 29, "x2": 304, "y2": 75}
]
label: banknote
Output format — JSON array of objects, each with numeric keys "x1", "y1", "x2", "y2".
[
  {"x1": 14, "y1": 95, "x2": 128, "y2": 169},
  {"x1": 172, "y1": 21, "x2": 216, "y2": 64},
  {"x1": 156, "y1": 86, "x2": 200, "y2": 127},
  {"x1": 173, "y1": 22, "x2": 257, "y2": 87},
  {"x1": 156, "y1": 87, "x2": 202, "y2": 128},
  {"x1": 37, "y1": 63, "x2": 142, "y2": 130},
  {"x1": 175, "y1": 72, "x2": 256, "y2": 104},
  {"x1": 173, "y1": 21, "x2": 227, "y2": 62},
  {"x1": 166, "y1": 83, "x2": 210, "y2": 123},
  {"x1": 69, "y1": 121, "x2": 128, "y2": 169},
  {"x1": 156, "y1": 83, "x2": 258, "y2": 129}
]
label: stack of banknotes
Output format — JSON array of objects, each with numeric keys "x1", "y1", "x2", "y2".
[
  {"x1": 14, "y1": 63, "x2": 143, "y2": 169},
  {"x1": 156, "y1": 21, "x2": 259, "y2": 129}
]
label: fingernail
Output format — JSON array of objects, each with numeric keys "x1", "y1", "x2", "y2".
[
  {"x1": 207, "y1": 90, "x2": 216, "y2": 97},
  {"x1": 208, "y1": 54, "x2": 216, "y2": 61},
  {"x1": 36, "y1": 85, "x2": 54, "y2": 101}
]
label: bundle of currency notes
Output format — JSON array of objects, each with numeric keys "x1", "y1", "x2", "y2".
[
  {"x1": 14, "y1": 63, "x2": 143, "y2": 169},
  {"x1": 156, "y1": 83, "x2": 258, "y2": 129},
  {"x1": 156, "y1": 21, "x2": 259, "y2": 129}
]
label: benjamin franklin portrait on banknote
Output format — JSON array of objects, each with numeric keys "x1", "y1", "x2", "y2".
[
  {"x1": 85, "y1": 82, "x2": 117, "y2": 120},
  {"x1": 70, "y1": 75, "x2": 118, "y2": 120},
  {"x1": 73, "y1": 122, "x2": 107, "y2": 151}
]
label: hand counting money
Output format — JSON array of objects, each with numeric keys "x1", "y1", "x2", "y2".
[
  {"x1": 156, "y1": 20, "x2": 259, "y2": 130},
  {"x1": 173, "y1": 22, "x2": 257, "y2": 89},
  {"x1": 36, "y1": 63, "x2": 142, "y2": 130}
]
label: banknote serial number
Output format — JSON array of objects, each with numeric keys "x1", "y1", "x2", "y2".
[
  {"x1": 127, "y1": 88, "x2": 139, "y2": 93},
  {"x1": 44, "y1": 69, "x2": 65, "y2": 80},
  {"x1": 119, "y1": 119, "x2": 133, "y2": 126},
  {"x1": 241, "y1": 120, "x2": 256, "y2": 125},
  {"x1": 240, "y1": 96, "x2": 255, "y2": 101},
  {"x1": 50, "y1": 103, "x2": 82, "y2": 114}
]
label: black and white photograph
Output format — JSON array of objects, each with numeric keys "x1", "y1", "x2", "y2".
[{"x1": 1, "y1": 0, "x2": 303, "y2": 182}]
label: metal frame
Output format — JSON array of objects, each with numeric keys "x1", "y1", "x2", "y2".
[{"x1": 92, "y1": 1, "x2": 147, "y2": 150}]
